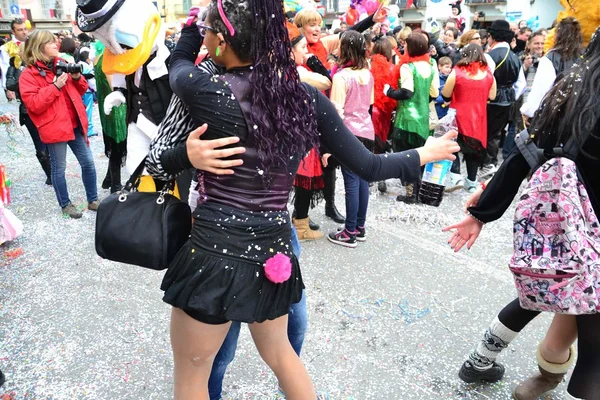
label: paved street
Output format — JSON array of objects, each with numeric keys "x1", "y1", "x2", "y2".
[{"x1": 0, "y1": 97, "x2": 565, "y2": 400}]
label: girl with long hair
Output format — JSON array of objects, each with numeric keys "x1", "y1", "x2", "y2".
[
  {"x1": 327, "y1": 30, "x2": 375, "y2": 248},
  {"x1": 147, "y1": 0, "x2": 457, "y2": 400},
  {"x1": 445, "y1": 26, "x2": 600, "y2": 400},
  {"x1": 521, "y1": 17, "x2": 583, "y2": 119},
  {"x1": 148, "y1": 1, "x2": 459, "y2": 398},
  {"x1": 294, "y1": 5, "x2": 387, "y2": 225},
  {"x1": 442, "y1": 44, "x2": 497, "y2": 193},
  {"x1": 288, "y1": 21, "x2": 331, "y2": 241}
]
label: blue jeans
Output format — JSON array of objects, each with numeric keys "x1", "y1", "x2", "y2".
[
  {"x1": 208, "y1": 227, "x2": 306, "y2": 400},
  {"x1": 502, "y1": 121, "x2": 517, "y2": 161},
  {"x1": 82, "y1": 91, "x2": 95, "y2": 136},
  {"x1": 47, "y1": 128, "x2": 98, "y2": 208},
  {"x1": 341, "y1": 166, "x2": 369, "y2": 232}
]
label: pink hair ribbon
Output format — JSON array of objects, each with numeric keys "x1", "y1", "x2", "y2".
[{"x1": 217, "y1": 0, "x2": 235, "y2": 36}]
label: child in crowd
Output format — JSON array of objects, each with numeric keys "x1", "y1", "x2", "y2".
[
  {"x1": 328, "y1": 30, "x2": 375, "y2": 248},
  {"x1": 435, "y1": 56, "x2": 452, "y2": 120},
  {"x1": 77, "y1": 50, "x2": 96, "y2": 137}
]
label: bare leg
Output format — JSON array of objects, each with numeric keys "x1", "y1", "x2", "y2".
[
  {"x1": 248, "y1": 315, "x2": 315, "y2": 400},
  {"x1": 170, "y1": 308, "x2": 232, "y2": 400},
  {"x1": 541, "y1": 314, "x2": 577, "y2": 364},
  {"x1": 513, "y1": 314, "x2": 577, "y2": 400}
]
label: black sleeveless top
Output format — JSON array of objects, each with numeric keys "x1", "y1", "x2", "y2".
[{"x1": 488, "y1": 46, "x2": 522, "y2": 106}]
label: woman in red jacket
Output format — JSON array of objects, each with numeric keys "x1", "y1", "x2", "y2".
[{"x1": 20, "y1": 30, "x2": 98, "y2": 219}]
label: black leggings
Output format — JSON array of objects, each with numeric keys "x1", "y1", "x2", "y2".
[
  {"x1": 497, "y1": 298, "x2": 540, "y2": 332},
  {"x1": 497, "y1": 298, "x2": 600, "y2": 398},
  {"x1": 294, "y1": 187, "x2": 312, "y2": 220},
  {"x1": 450, "y1": 152, "x2": 480, "y2": 182},
  {"x1": 568, "y1": 314, "x2": 600, "y2": 398}
]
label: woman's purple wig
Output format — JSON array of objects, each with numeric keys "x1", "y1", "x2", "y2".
[{"x1": 209, "y1": 0, "x2": 320, "y2": 182}]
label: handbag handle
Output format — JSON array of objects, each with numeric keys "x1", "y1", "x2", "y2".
[{"x1": 122, "y1": 157, "x2": 175, "y2": 194}]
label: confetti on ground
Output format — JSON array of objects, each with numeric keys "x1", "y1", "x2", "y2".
[
  {"x1": 2, "y1": 248, "x2": 23, "y2": 260},
  {"x1": 0, "y1": 94, "x2": 567, "y2": 399}
]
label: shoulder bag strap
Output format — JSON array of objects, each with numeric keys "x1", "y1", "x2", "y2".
[
  {"x1": 515, "y1": 129, "x2": 546, "y2": 171},
  {"x1": 495, "y1": 49, "x2": 510, "y2": 71},
  {"x1": 122, "y1": 157, "x2": 148, "y2": 192}
]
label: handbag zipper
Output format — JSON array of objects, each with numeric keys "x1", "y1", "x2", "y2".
[{"x1": 509, "y1": 267, "x2": 578, "y2": 292}]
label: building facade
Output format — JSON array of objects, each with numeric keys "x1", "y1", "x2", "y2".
[{"x1": 0, "y1": 0, "x2": 71, "y2": 35}]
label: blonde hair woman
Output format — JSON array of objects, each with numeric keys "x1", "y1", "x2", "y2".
[
  {"x1": 395, "y1": 26, "x2": 412, "y2": 54},
  {"x1": 20, "y1": 30, "x2": 98, "y2": 219},
  {"x1": 457, "y1": 29, "x2": 482, "y2": 49},
  {"x1": 294, "y1": 5, "x2": 387, "y2": 224}
]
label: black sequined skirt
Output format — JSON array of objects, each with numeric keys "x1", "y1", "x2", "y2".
[{"x1": 161, "y1": 202, "x2": 303, "y2": 323}]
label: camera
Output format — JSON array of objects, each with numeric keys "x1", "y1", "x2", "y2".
[
  {"x1": 476, "y1": 11, "x2": 485, "y2": 17},
  {"x1": 55, "y1": 61, "x2": 83, "y2": 76}
]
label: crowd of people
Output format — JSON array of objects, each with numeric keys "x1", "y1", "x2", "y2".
[{"x1": 1, "y1": 0, "x2": 600, "y2": 398}]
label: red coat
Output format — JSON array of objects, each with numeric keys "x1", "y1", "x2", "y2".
[
  {"x1": 371, "y1": 54, "x2": 397, "y2": 143},
  {"x1": 19, "y1": 59, "x2": 89, "y2": 144}
]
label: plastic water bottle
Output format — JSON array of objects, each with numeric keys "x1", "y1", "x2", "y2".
[{"x1": 418, "y1": 108, "x2": 457, "y2": 207}]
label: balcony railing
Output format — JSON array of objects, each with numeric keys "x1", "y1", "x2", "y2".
[
  {"x1": 464, "y1": 0, "x2": 507, "y2": 4},
  {"x1": 398, "y1": 0, "x2": 427, "y2": 9}
]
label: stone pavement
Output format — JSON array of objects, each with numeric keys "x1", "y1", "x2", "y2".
[{"x1": 0, "y1": 97, "x2": 566, "y2": 399}]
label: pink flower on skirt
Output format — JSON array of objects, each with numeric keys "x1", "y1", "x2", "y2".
[{"x1": 264, "y1": 253, "x2": 292, "y2": 284}]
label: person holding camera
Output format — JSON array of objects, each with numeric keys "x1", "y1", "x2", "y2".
[{"x1": 19, "y1": 30, "x2": 99, "y2": 219}]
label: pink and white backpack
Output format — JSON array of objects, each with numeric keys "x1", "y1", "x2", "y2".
[{"x1": 510, "y1": 130, "x2": 600, "y2": 314}]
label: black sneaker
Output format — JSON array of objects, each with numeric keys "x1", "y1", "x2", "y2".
[
  {"x1": 328, "y1": 229, "x2": 357, "y2": 248},
  {"x1": 356, "y1": 226, "x2": 366, "y2": 242},
  {"x1": 458, "y1": 360, "x2": 505, "y2": 384}
]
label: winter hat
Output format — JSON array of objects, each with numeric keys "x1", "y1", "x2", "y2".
[{"x1": 286, "y1": 21, "x2": 304, "y2": 47}]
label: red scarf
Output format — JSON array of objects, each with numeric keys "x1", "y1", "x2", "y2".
[
  {"x1": 307, "y1": 40, "x2": 329, "y2": 66},
  {"x1": 457, "y1": 62, "x2": 487, "y2": 76},
  {"x1": 391, "y1": 53, "x2": 433, "y2": 86}
]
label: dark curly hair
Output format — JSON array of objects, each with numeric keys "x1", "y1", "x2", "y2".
[
  {"x1": 551, "y1": 17, "x2": 583, "y2": 61},
  {"x1": 533, "y1": 26, "x2": 600, "y2": 156},
  {"x1": 206, "y1": 0, "x2": 320, "y2": 182}
]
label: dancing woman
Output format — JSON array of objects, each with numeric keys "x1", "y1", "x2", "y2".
[
  {"x1": 148, "y1": 1, "x2": 458, "y2": 398},
  {"x1": 445, "y1": 27, "x2": 600, "y2": 400}
]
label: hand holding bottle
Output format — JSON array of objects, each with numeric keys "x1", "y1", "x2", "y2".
[{"x1": 417, "y1": 130, "x2": 460, "y2": 165}]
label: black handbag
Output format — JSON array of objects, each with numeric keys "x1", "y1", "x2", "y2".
[{"x1": 95, "y1": 158, "x2": 192, "y2": 270}]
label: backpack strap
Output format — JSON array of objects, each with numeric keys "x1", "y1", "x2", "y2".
[{"x1": 515, "y1": 129, "x2": 546, "y2": 170}]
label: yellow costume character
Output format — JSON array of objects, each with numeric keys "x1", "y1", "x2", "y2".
[{"x1": 545, "y1": 0, "x2": 600, "y2": 52}]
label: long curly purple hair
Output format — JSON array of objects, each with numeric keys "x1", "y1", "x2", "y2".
[{"x1": 207, "y1": 0, "x2": 320, "y2": 180}]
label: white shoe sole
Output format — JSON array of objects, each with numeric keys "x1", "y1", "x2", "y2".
[{"x1": 327, "y1": 235, "x2": 358, "y2": 248}]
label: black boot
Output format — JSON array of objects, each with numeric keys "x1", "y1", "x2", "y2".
[
  {"x1": 323, "y1": 168, "x2": 345, "y2": 224},
  {"x1": 36, "y1": 151, "x2": 52, "y2": 185},
  {"x1": 396, "y1": 182, "x2": 419, "y2": 204},
  {"x1": 109, "y1": 161, "x2": 122, "y2": 193},
  {"x1": 102, "y1": 168, "x2": 111, "y2": 190}
]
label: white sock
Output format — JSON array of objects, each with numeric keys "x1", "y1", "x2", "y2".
[{"x1": 468, "y1": 317, "x2": 519, "y2": 370}]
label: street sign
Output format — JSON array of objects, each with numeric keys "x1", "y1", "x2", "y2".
[
  {"x1": 506, "y1": 11, "x2": 523, "y2": 21},
  {"x1": 10, "y1": 4, "x2": 20, "y2": 16}
]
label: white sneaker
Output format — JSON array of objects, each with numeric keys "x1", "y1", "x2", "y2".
[
  {"x1": 445, "y1": 172, "x2": 464, "y2": 192},
  {"x1": 477, "y1": 164, "x2": 498, "y2": 180},
  {"x1": 464, "y1": 178, "x2": 478, "y2": 193}
]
